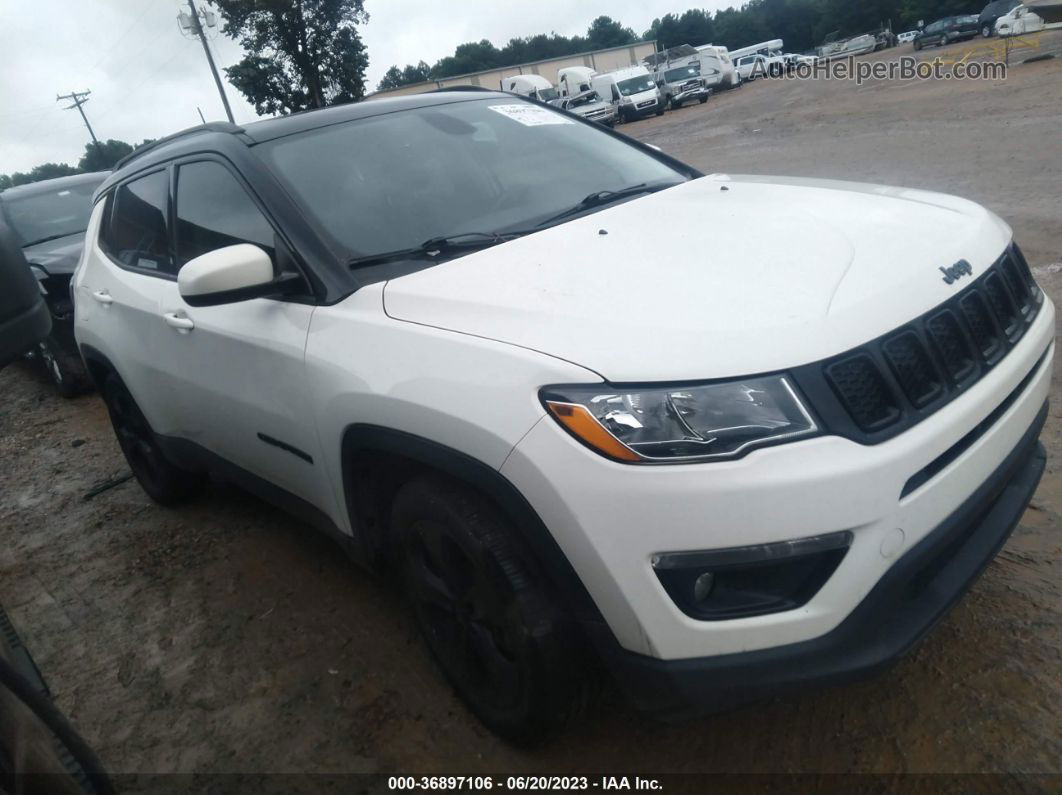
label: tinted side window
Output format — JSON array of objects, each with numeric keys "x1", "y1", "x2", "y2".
[
  {"x1": 103, "y1": 171, "x2": 173, "y2": 274},
  {"x1": 175, "y1": 161, "x2": 275, "y2": 268}
]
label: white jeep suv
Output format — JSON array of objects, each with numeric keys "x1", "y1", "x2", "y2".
[{"x1": 73, "y1": 91, "x2": 1053, "y2": 742}]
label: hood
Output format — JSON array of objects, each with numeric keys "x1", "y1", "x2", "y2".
[
  {"x1": 570, "y1": 99, "x2": 612, "y2": 115},
  {"x1": 22, "y1": 231, "x2": 85, "y2": 276},
  {"x1": 383, "y1": 175, "x2": 1012, "y2": 383}
]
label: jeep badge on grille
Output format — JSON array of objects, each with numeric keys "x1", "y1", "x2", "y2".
[{"x1": 940, "y1": 260, "x2": 974, "y2": 285}]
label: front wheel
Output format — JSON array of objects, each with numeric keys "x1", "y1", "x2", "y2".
[
  {"x1": 982, "y1": 24, "x2": 993, "y2": 38},
  {"x1": 392, "y1": 476, "x2": 590, "y2": 744},
  {"x1": 669, "y1": 97, "x2": 682, "y2": 110},
  {"x1": 655, "y1": 105, "x2": 665, "y2": 117},
  {"x1": 698, "y1": 95, "x2": 709, "y2": 104},
  {"x1": 101, "y1": 374, "x2": 200, "y2": 505}
]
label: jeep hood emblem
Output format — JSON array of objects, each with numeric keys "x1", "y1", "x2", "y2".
[{"x1": 939, "y1": 259, "x2": 973, "y2": 285}]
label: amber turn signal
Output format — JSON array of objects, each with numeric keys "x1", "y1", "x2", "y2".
[{"x1": 545, "y1": 401, "x2": 642, "y2": 462}]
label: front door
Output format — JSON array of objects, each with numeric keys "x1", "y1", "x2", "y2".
[{"x1": 155, "y1": 158, "x2": 337, "y2": 517}]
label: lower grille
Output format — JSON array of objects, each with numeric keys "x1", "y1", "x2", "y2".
[{"x1": 808, "y1": 246, "x2": 1042, "y2": 441}]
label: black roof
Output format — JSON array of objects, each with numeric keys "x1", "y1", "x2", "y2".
[
  {"x1": 0, "y1": 171, "x2": 109, "y2": 200},
  {"x1": 98, "y1": 90, "x2": 508, "y2": 196}
]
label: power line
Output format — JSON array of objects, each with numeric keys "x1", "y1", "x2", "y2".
[{"x1": 85, "y1": 0, "x2": 164, "y2": 74}]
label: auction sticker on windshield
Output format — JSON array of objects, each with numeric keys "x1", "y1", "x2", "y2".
[{"x1": 488, "y1": 104, "x2": 573, "y2": 126}]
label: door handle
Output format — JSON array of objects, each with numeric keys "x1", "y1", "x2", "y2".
[
  {"x1": 163, "y1": 312, "x2": 195, "y2": 331},
  {"x1": 92, "y1": 289, "x2": 113, "y2": 305}
]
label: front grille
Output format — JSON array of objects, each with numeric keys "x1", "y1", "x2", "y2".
[{"x1": 815, "y1": 246, "x2": 1042, "y2": 438}]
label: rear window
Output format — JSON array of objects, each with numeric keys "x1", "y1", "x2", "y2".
[{"x1": 100, "y1": 171, "x2": 174, "y2": 274}]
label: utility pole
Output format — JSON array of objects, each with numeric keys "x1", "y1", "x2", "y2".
[
  {"x1": 180, "y1": 0, "x2": 235, "y2": 123},
  {"x1": 56, "y1": 90, "x2": 101, "y2": 150}
]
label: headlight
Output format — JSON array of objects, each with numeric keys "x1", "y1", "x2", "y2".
[{"x1": 541, "y1": 375, "x2": 818, "y2": 463}]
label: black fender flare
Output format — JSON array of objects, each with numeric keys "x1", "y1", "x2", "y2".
[{"x1": 340, "y1": 424, "x2": 606, "y2": 627}]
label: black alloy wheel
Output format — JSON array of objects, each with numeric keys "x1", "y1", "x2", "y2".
[
  {"x1": 102, "y1": 375, "x2": 198, "y2": 504},
  {"x1": 393, "y1": 476, "x2": 588, "y2": 744}
]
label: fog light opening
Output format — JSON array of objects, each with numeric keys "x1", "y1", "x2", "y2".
[{"x1": 693, "y1": 572, "x2": 715, "y2": 603}]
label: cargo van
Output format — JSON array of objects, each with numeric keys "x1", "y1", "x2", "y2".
[
  {"x1": 590, "y1": 66, "x2": 664, "y2": 122},
  {"x1": 503, "y1": 74, "x2": 558, "y2": 103}
]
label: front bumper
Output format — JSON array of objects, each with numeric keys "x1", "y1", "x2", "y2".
[
  {"x1": 624, "y1": 99, "x2": 659, "y2": 119},
  {"x1": 596, "y1": 403, "x2": 1047, "y2": 719},
  {"x1": 501, "y1": 288, "x2": 1053, "y2": 685}
]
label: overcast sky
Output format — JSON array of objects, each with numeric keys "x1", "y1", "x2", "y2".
[{"x1": 0, "y1": 0, "x2": 734, "y2": 175}]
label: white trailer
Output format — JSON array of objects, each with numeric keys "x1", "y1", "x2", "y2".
[{"x1": 726, "y1": 39, "x2": 784, "y2": 61}]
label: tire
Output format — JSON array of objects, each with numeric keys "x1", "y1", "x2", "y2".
[
  {"x1": 669, "y1": 97, "x2": 681, "y2": 110},
  {"x1": 655, "y1": 105, "x2": 665, "y2": 117},
  {"x1": 982, "y1": 24, "x2": 993, "y2": 38},
  {"x1": 698, "y1": 95, "x2": 708, "y2": 104},
  {"x1": 914, "y1": 39, "x2": 922, "y2": 51},
  {"x1": 392, "y1": 475, "x2": 589, "y2": 744},
  {"x1": 37, "y1": 335, "x2": 90, "y2": 398},
  {"x1": 101, "y1": 374, "x2": 200, "y2": 505}
]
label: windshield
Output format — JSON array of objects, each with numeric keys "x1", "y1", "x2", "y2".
[
  {"x1": 537, "y1": 87, "x2": 558, "y2": 101},
  {"x1": 959, "y1": 15, "x2": 978, "y2": 23},
  {"x1": 664, "y1": 65, "x2": 700, "y2": 82},
  {"x1": 259, "y1": 98, "x2": 686, "y2": 261},
  {"x1": 1, "y1": 179, "x2": 100, "y2": 246},
  {"x1": 616, "y1": 75, "x2": 656, "y2": 96}
]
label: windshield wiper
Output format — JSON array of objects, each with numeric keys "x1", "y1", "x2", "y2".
[
  {"x1": 537, "y1": 182, "x2": 679, "y2": 227},
  {"x1": 347, "y1": 231, "x2": 530, "y2": 268}
]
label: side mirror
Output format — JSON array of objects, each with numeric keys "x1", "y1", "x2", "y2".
[{"x1": 178, "y1": 244, "x2": 287, "y2": 307}]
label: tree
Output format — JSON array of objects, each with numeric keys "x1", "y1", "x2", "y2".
[
  {"x1": 213, "y1": 0, "x2": 370, "y2": 115},
  {"x1": 585, "y1": 16, "x2": 637, "y2": 50},
  {"x1": 377, "y1": 61, "x2": 431, "y2": 91},
  {"x1": 377, "y1": 65, "x2": 405, "y2": 91},
  {"x1": 78, "y1": 139, "x2": 134, "y2": 172},
  {"x1": 1, "y1": 163, "x2": 80, "y2": 188}
]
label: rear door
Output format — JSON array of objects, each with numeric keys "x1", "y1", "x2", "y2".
[
  {"x1": 75, "y1": 170, "x2": 184, "y2": 434},
  {"x1": 155, "y1": 157, "x2": 335, "y2": 513}
]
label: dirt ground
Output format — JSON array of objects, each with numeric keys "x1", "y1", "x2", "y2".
[{"x1": 1, "y1": 36, "x2": 1061, "y2": 789}]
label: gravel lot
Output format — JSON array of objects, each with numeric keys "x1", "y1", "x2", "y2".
[{"x1": 1, "y1": 35, "x2": 1060, "y2": 788}]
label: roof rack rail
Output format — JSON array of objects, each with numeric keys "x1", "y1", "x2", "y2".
[
  {"x1": 113, "y1": 121, "x2": 245, "y2": 170},
  {"x1": 430, "y1": 85, "x2": 499, "y2": 93}
]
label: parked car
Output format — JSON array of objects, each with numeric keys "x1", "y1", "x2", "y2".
[
  {"x1": 654, "y1": 63, "x2": 712, "y2": 109},
  {"x1": 979, "y1": 0, "x2": 1024, "y2": 36},
  {"x1": 555, "y1": 89, "x2": 617, "y2": 126},
  {"x1": 0, "y1": 215, "x2": 51, "y2": 368},
  {"x1": 897, "y1": 30, "x2": 920, "y2": 44},
  {"x1": 0, "y1": 172, "x2": 107, "y2": 394},
  {"x1": 590, "y1": 66, "x2": 664, "y2": 121},
  {"x1": 996, "y1": 5, "x2": 1046, "y2": 35},
  {"x1": 914, "y1": 15, "x2": 981, "y2": 49},
  {"x1": 735, "y1": 54, "x2": 768, "y2": 80},
  {"x1": 75, "y1": 94, "x2": 1053, "y2": 742}
]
